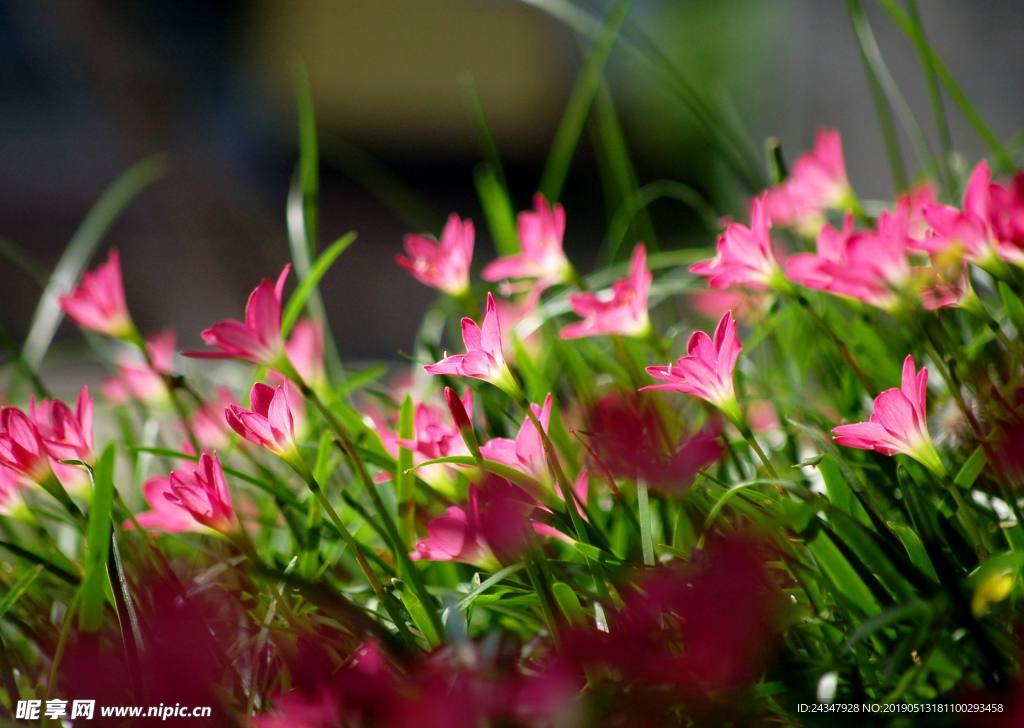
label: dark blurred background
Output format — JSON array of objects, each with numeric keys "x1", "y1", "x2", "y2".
[{"x1": 1, "y1": 0, "x2": 1022, "y2": 360}]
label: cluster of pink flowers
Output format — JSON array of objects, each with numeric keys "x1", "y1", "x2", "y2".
[{"x1": 0, "y1": 386, "x2": 94, "y2": 497}]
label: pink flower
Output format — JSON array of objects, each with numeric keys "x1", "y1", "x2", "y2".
[
  {"x1": 374, "y1": 391, "x2": 472, "y2": 494},
  {"x1": 126, "y1": 476, "x2": 200, "y2": 533},
  {"x1": 917, "y1": 161, "x2": 1024, "y2": 270},
  {"x1": 59, "y1": 249, "x2": 134, "y2": 338},
  {"x1": 425, "y1": 293, "x2": 516, "y2": 394},
  {"x1": 225, "y1": 382, "x2": 302, "y2": 462},
  {"x1": 398, "y1": 391, "x2": 473, "y2": 462},
  {"x1": 690, "y1": 197, "x2": 787, "y2": 290},
  {"x1": 285, "y1": 319, "x2": 326, "y2": 391},
  {"x1": 103, "y1": 330, "x2": 176, "y2": 405},
  {"x1": 0, "y1": 466, "x2": 28, "y2": 518},
  {"x1": 396, "y1": 213, "x2": 474, "y2": 296},
  {"x1": 787, "y1": 212, "x2": 912, "y2": 310},
  {"x1": 0, "y1": 394, "x2": 92, "y2": 495},
  {"x1": 762, "y1": 129, "x2": 853, "y2": 235},
  {"x1": 643, "y1": 311, "x2": 742, "y2": 421},
  {"x1": 483, "y1": 194, "x2": 572, "y2": 287},
  {"x1": 833, "y1": 355, "x2": 944, "y2": 475},
  {"x1": 584, "y1": 393, "x2": 723, "y2": 491},
  {"x1": 164, "y1": 451, "x2": 236, "y2": 532},
  {"x1": 410, "y1": 486, "x2": 495, "y2": 568},
  {"x1": 188, "y1": 387, "x2": 236, "y2": 451},
  {"x1": 479, "y1": 393, "x2": 553, "y2": 488},
  {"x1": 560, "y1": 244, "x2": 651, "y2": 339},
  {"x1": 185, "y1": 264, "x2": 292, "y2": 367},
  {"x1": 0, "y1": 408, "x2": 58, "y2": 486},
  {"x1": 29, "y1": 385, "x2": 94, "y2": 465}
]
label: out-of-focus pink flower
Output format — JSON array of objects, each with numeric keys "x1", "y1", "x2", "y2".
[
  {"x1": 561, "y1": 244, "x2": 651, "y2": 339},
  {"x1": 558, "y1": 534, "x2": 782, "y2": 710},
  {"x1": 0, "y1": 407, "x2": 58, "y2": 486},
  {"x1": 493, "y1": 291, "x2": 542, "y2": 359},
  {"x1": 29, "y1": 385, "x2": 94, "y2": 465},
  {"x1": 690, "y1": 197, "x2": 787, "y2": 290},
  {"x1": 103, "y1": 330, "x2": 176, "y2": 405},
  {"x1": 689, "y1": 289, "x2": 767, "y2": 322},
  {"x1": 165, "y1": 451, "x2": 236, "y2": 532},
  {"x1": 26, "y1": 386, "x2": 93, "y2": 494},
  {"x1": 59, "y1": 249, "x2": 135, "y2": 338},
  {"x1": 989, "y1": 170, "x2": 1024, "y2": 249},
  {"x1": 126, "y1": 476, "x2": 200, "y2": 533},
  {"x1": 410, "y1": 485, "x2": 496, "y2": 568},
  {"x1": 185, "y1": 264, "x2": 292, "y2": 367},
  {"x1": 399, "y1": 390, "x2": 473, "y2": 461},
  {"x1": 585, "y1": 393, "x2": 723, "y2": 491},
  {"x1": 396, "y1": 213, "x2": 474, "y2": 296},
  {"x1": 787, "y1": 212, "x2": 913, "y2": 310},
  {"x1": 0, "y1": 466, "x2": 28, "y2": 518},
  {"x1": 254, "y1": 690, "x2": 341, "y2": 728},
  {"x1": 411, "y1": 478, "x2": 563, "y2": 566},
  {"x1": 833, "y1": 355, "x2": 944, "y2": 475},
  {"x1": 917, "y1": 161, "x2": 1024, "y2": 270},
  {"x1": 225, "y1": 383, "x2": 302, "y2": 464},
  {"x1": 896, "y1": 183, "x2": 939, "y2": 242},
  {"x1": 0, "y1": 391, "x2": 94, "y2": 496},
  {"x1": 425, "y1": 293, "x2": 516, "y2": 394},
  {"x1": 479, "y1": 393, "x2": 553, "y2": 488},
  {"x1": 188, "y1": 387, "x2": 236, "y2": 451},
  {"x1": 483, "y1": 194, "x2": 572, "y2": 287},
  {"x1": 762, "y1": 129, "x2": 853, "y2": 235},
  {"x1": 643, "y1": 311, "x2": 743, "y2": 422},
  {"x1": 285, "y1": 319, "x2": 326, "y2": 392}
]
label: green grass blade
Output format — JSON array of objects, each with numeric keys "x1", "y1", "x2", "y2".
[
  {"x1": 847, "y1": 0, "x2": 907, "y2": 190},
  {"x1": 904, "y1": 0, "x2": 954, "y2": 195},
  {"x1": 875, "y1": 0, "x2": 1013, "y2": 171},
  {"x1": 539, "y1": 0, "x2": 632, "y2": 201},
  {"x1": 462, "y1": 74, "x2": 508, "y2": 188},
  {"x1": 474, "y1": 164, "x2": 520, "y2": 255},
  {"x1": 0, "y1": 564, "x2": 45, "y2": 620},
  {"x1": 281, "y1": 232, "x2": 357, "y2": 336},
  {"x1": 637, "y1": 481, "x2": 655, "y2": 566},
  {"x1": 320, "y1": 134, "x2": 441, "y2": 231},
  {"x1": 591, "y1": 81, "x2": 657, "y2": 254},
  {"x1": 21, "y1": 156, "x2": 166, "y2": 372},
  {"x1": 397, "y1": 394, "x2": 416, "y2": 544},
  {"x1": 288, "y1": 64, "x2": 347, "y2": 383},
  {"x1": 79, "y1": 443, "x2": 116, "y2": 632}
]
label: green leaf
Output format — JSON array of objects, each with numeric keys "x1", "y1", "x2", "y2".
[
  {"x1": 637, "y1": 482, "x2": 655, "y2": 566},
  {"x1": 474, "y1": 164, "x2": 520, "y2": 256},
  {"x1": 397, "y1": 394, "x2": 416, "y2": 543},
  {"x1": 955, "y1": 446, "x2": 987, "y2": 489},
  {"x1": 818, "y1": 455, "x2": 871, "y2": 527},
  {"x1": 21, "y1": 156, "x2": 166, "y2": 372},
  {"x1": 887, "y1": 521, "x2": 939, "y2": 583},
  {"x1": 551, "y1": 582, "x2": 586, "y2": 626},
  {"x1": 0, "y1": 564, "x2": 45, "y2": 620},
  {"x1": 395, "y1": 583, "x2": 441, "y2": 649},
  {"x1": 79, "y1": 444, "x2": 117, "y2": 632},
  {"x1": 874, "y1": 0, "x2": 1013, "y2": 170},
  {"x1": 999, "y1": 282, "x2": 1024, "y2": 332},
  {"x1": 282, "y1": 232, "x2": 357, "y2": 336},
  {"x1": 807, "y1": 528, "x2": 882, "y2": 617},
  {"x1": 539, "y1": 0, "x2": 632, "y2": 202},
  {"x1": 454, "y1": 564, "x2": 527, "y2": 611}
]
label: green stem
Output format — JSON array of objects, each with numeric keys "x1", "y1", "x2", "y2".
[
  {"x1": 637, "y1": 481, "x2": 655, "y2": 566},
  {"x1": 297, "y1": 379, "x2": 443, "y2": 639}
]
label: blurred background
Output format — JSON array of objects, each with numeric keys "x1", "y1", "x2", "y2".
[{"x1": 1, "y1": 0, "x2": 1022, "y2": 362}]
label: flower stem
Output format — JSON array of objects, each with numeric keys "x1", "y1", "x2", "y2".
[
  {"x1": 791, "y1": 292, "x2": 874, "y2": 394},
  {"x1": 297, "y1": 379, "x2": 444, "y2": 639}
]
